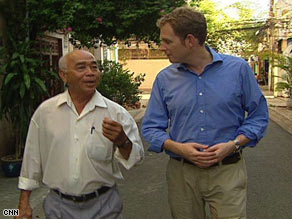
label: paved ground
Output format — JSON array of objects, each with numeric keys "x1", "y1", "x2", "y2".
[
  {"x1": 121, "y1": 119, "x2": 292, "y2": 219},
  {"x1": 266, "y1": 97, "x2": 292, "y2": 135},
  {"x1": 1, "y1": 93, "x2": 292, "y2": 219}
]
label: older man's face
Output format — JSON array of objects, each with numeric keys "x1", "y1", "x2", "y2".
[{"x1": 65, "y1": 50, "x2": 101, "y2": 97}]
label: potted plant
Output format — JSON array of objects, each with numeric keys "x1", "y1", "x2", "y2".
[
  {"x1": 273, "y1": 54, "x2": 292, "y2": 108},
  {"x1": 0, "y1": 39, "x2": 57, "y2": 177}
]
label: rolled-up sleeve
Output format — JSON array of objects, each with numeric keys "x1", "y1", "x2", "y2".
[
  {"x1": 18, "y1": 117, "x2": 42, "y2": 191},
  {"x1": 114, "y1": 110, "x2": 144, "y2": 169},
  {"x1": 142, "y1": 78, "x2": 170, "y2": 153},
  {"x1": 236, "y1": 63, "x2": 269, "y2": 146}
]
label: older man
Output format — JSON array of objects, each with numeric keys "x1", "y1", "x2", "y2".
[{"x1": 16, "y1": 50, "x2": 144, "y2": 219}]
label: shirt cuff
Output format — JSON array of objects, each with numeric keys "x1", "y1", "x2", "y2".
[
  {"x1": 114, "y1": 143, "x2": 144, "y2": 170},
  {"x1": 148, "y1": 135, "x2": 170, "y2": 153},
  {"x1": 18, "y1": 176, "x2": 40, "y2": 191}
]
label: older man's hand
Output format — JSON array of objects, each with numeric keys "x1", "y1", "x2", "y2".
[
  {"x1": 15, "y1": 203, "x2": 32, "y2": 219},
  {"x1": 102, "y1": 117, "x2": 127, "y2": 145}
]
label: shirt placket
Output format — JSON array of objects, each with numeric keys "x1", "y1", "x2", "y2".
[
  {"x1": 197, "y1": 75, "x2": 207, "y2": 144},
  {"x1": 69, "y1": 117, "x2": 82, "y2": 189}
]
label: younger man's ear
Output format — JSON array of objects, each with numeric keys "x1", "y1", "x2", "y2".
[{"x1": 185, "y1": 34, "x2": 199, "y2": 48}]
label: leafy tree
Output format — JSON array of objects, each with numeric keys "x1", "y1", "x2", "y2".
[
  {"x1": 26, "y1": 0, "x2": 186, "y2": 47},
  {"x1": 190, "y1": 0, "x2": 266, "y2": 57}
]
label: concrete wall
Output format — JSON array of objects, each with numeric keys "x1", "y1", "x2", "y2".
[{"x1": 120, "y1": 59, "x2": 170, "y2": 92}]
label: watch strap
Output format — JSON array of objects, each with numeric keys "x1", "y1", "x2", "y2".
[{"x1": 116, "y1": 138, "x2": 132, "y2": 149}]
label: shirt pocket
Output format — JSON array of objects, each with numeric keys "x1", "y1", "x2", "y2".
[{"x1": 85, "y1": 129, "x2": 113, "y2": 161}]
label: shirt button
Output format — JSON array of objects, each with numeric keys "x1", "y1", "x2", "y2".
[
  {"x1": 199, "y1": 76, "x2": 202, "y2": 79},
  {"x1": 200, "y1": 109, "x2": 204, "y2": 113},
  {"x1": 199, "y1": 92, "x2": 203, "y2": 96},
  {"x1": 200, "y1": 128, "x2": 205, "y2": 131}
]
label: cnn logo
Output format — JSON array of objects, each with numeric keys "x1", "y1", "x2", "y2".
[{"x1": 3, "y1": 209, "x2": 19, "y2": 216}]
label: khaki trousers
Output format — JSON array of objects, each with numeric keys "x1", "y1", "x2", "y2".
[{"x1": 166, "y1": 157, "x2": 247, "y2": 219}]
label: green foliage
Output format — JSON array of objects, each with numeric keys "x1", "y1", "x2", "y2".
[
  {"x1": 0, "y1": 0, "x2": 27, "y2": 41},
  {"x1": 191, "y1": 0, "x2": 265, "y2": 57},
  {"x1": 273, "y1": 55, "x2": 292, "y2": 97},
  {"x1": 25, "y1": 0, "x2": 186, "y2": 47},
  {"x1": 97, "y1": 60, "x2": 145, "y2": 107},
  {"x1": 0, "y1": 40, "x2": 58, "y2": 159},
  {"x1": 0, "y1": 0, "x2": 187, "y2": 47}
]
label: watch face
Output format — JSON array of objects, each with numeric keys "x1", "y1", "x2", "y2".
[
  {"x1": 125, "y1": 139, "x2": 132, "y2": 146},
  {"x1": 233, "y1": 139, "x2": 240, "y2": 151},
  {"x1": 119, "y1": 138, "x2": 131, "y2": 148}
]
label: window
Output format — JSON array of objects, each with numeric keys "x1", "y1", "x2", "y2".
[{"x1": 37, "y1": 36, "x2": 63, "y2": 96}]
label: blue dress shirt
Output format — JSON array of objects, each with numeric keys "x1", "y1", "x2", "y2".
[{"x1": 142, "y1": 47, "x2": 269, "y2": 157}]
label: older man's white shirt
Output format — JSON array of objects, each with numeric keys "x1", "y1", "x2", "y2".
[{"x1": 19, "y1": 90, "x2": 144, "y2": 195}]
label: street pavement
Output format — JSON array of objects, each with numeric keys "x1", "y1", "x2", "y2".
[{"x1": 1, "y1": 96, "x2": 292, "y2": 219}]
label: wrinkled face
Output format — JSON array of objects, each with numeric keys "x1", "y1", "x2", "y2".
[
  {"x1": 159, "y1": 23, "x2": 188, "y2": 63},
  {"x1": 61, "y1": 50, "x2": 101, "y2": 97}
]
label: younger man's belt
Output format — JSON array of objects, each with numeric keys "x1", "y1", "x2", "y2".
[{"x1": 172, "y1": 151, "x2": 242, "y2": 167}]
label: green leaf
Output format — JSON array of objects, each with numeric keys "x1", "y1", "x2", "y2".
[
  {"x1": 34, "y1": 78, "x2": 47, "y2": 92},
  {"x1": 4, "y1": 73, "x2": 17, "y2": 85},
  {"x1": 24, "y1": 74, "x2": 31, "y2": 89},
  {"x1": 20, "y1": 83, "x2": 25, "y2": 98},
  {"x1": 10, "y1": 60, "x2": 17, "y2": 67},
  {"x1": 0, "y1": 63, "x2": 8, "y2": 73},
  {"x1": 20, "y1": 55, "x2": 25, "y2": 63},
  {"x1": 29, "y1": 68, "x2": 36, "y2": 74},
  {"x1": 12, "y1": 52, "x2": 19, "y2": 60}
]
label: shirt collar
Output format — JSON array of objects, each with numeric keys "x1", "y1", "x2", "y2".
[
  {"x1": 207, "y1": 46, "x2": 223, "y2": 63},
  {"x1": 177, "y1": 45, "x2": 223, "y2": 71},
  {"x1": 56, "y1": 90, "x2": 108, "y2": 109}
]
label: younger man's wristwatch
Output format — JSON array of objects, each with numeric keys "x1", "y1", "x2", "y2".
[{"x1": 232, "y1": 139, "x2": 241, "y2": 152}]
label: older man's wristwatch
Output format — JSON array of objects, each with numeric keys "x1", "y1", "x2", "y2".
[
  {"x1": 232, "y1": 139, "x2": 241, "y2": 152},
  {"x1": 116, "y1": 138, "x2": 132, "y2": 149}
]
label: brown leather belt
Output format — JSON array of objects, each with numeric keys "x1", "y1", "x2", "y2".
[
  {"x1": 52, "y1": 186, "x2": 111, "y2": 202},
  {"x1": 172, "y1": 151, "x2": 242, "y2": 167}
]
